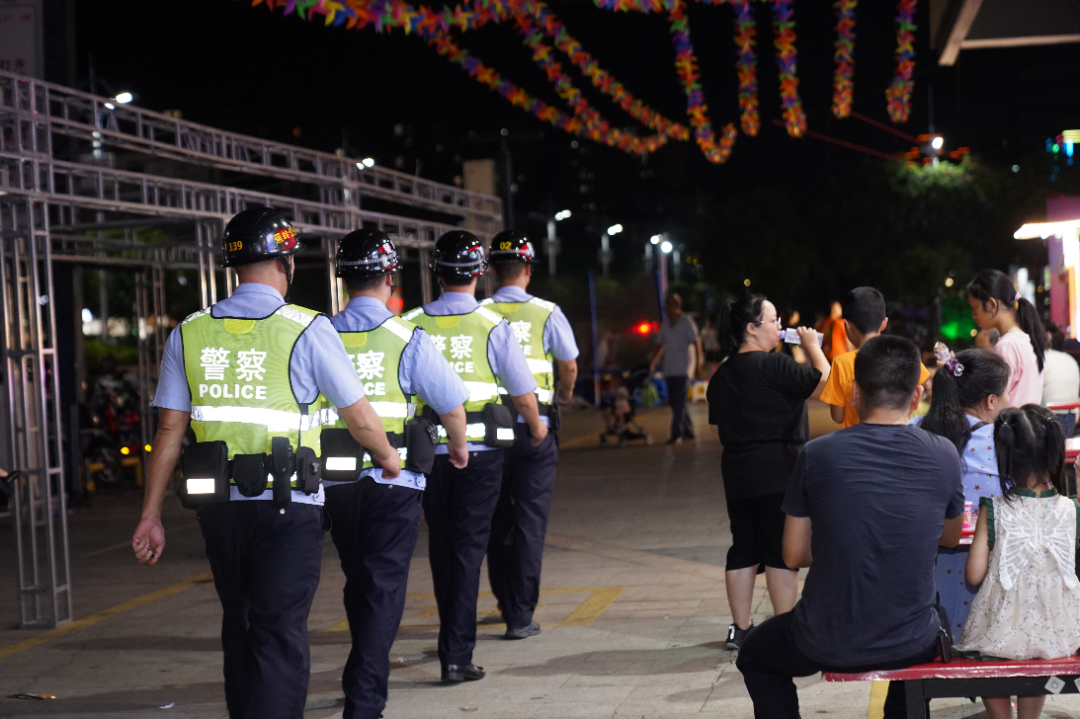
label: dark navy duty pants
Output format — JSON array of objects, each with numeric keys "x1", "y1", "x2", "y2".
[
  {"x1": 487, "y1": 425, "x2": 558, "y2": 628},
  {"x1": 665, "y1": 375, "x2": 695, "y2": 440},
  {"x1": 197, "y1": 501, "x2": 324, "y2": 719},
  {"x1": 423, "y1": 450, "x2": 504, "y2": 667},
  {"x1": 324, "y1": 478, "x2": 423, "y2": 719}
]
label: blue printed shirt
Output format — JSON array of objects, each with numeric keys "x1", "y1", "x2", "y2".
[
  {"x1": 418, "y1": 291, "x2": 536, "y2": 452},
  {"x1": 154, "y1": 283, "x2": 365, "y2": 505},
  {"x1": 327, "y1": 296, "x2": 470, "y2": 489}
]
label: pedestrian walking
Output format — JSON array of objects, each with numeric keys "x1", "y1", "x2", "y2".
[
  {"x1": 650, "y1": 294, "x2": 704, "y2": 445},
  {"x1": 322, "y1": 229, "x2": 471, "y2": 719},
  {"x1": 402, "y1": 231, "x2": 545, "y2": 682},
  {"x1": 481, "y1": 230, "x2": 578, "y2": 640},
  {"x1": 131, "y1": 209, "x2": 400, "y2": 719}
]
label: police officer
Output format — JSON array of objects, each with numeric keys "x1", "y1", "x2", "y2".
[
  {"x1": 323, "y1": 228, "x2": 471, "y2": 718},
  {"x1": 402, "y1": 230, "x2": 544, "y2": 682},
  {"x1": 131, "y1": 209, "x2": 400, "y2": 719},
  {"x1": 482, "y1": 230, "x2": 579, "y2": 639}
]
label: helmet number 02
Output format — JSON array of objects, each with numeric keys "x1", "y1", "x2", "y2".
[
  {"x1": 499, "y1": 241, "x2": 512, "y2": 250},
  {"x1": 226, "y1": 241, "x2": 243, "y2": 252}
]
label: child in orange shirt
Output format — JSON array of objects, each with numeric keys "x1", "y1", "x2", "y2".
[{"x1": 821, "y1": 287, "x2": 930, "y2": 428}]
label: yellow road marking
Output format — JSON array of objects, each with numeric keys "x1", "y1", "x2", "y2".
[
  {"x1": 0, "y1": 571, "x2": 213, "y2": 662},
  {"x1": 561, "y1": 587, "x2": 623, "y2": 626},
  {"x1": 325, "y1": 586, "x2": 624, "y2": 634},
  {"x1": 868, "y1": 680, "x2": 888, "y2": 719}
]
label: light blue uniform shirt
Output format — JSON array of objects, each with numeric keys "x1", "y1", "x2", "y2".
[
  {"x1": 418, "y1": 291, "x2": 536, "y2": 453},
  {"x1": 327, "y1": 296, "x2": 470, "y2": 489},
  {"x1": 490, "y1": 285, "x2": 579, "y2": 426},
  {"x1": 154, "y1": 283, "x2": 366, "y2": 505}
]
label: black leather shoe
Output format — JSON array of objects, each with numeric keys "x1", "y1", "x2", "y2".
[
  {"x1": 442, "y1": 663, "x2": 485, "y2": 682},
  {"x1": 504, "y1": 622, "x2": 541, "y2": 640}
]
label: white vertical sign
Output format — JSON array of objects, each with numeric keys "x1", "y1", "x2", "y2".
[{"x1": 0, "y1": 1, "x2": 41, "y2": 78}]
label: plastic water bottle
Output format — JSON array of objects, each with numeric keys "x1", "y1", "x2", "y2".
[{"x1": 782, "y1": 328, "x2": 824, "y2": 346}]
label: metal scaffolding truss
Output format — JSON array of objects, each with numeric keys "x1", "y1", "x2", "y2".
[{"x1": 0, "y1": 69, "x2": 502, "y2": 628}]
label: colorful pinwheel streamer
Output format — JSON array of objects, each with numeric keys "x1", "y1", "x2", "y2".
[
  {"x1": 771, "y1": 0, "x2": 805, "y2": 138},
  {"x1": 832, "y1": 0, "x2": 856, "y2": 119},
  {"x1": 886, "y1": 0, "x2": 916, "y2": 123},
  {"x1": 668, "y1": 0, "x2": 736, "y2": 163},
  {"x1": 513, "y1": 1, "x2": 688, "y2": 142},
  {"x1": 249, "y1": 0, "x2": 919, "y2": 163},
  {"x1": 732, "y1": 0, "x2": 759, "y2": 136}
]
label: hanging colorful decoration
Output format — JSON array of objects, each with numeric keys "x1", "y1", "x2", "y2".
[
  {"x1": 248, "y1": 0, "x2": 920, "y2": 164},
  {"x1": 886, "y1": 0, "x2": 917, "y2": 123},
  {"x1": 511, "y1": 9, "x2": 669, "y2": 153},
  {"x1": 832, "y1": 0, "x2": 856, "y2": 119},
  {"x1": 770, "y1": 0, "x2": 805, "y2": 138},
  {"x1": 514, "y1": 1, "x2": 689, "y2": 142},
  {"x1": 668, "y1": 0, "x2": 736, "y2": 163},
  {"x1": 732, "y1": 0, "x2": 759, "y2": 137}
]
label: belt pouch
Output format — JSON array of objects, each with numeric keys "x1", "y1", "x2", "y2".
[
  {"x1": 548, "y1": 401, "x2": 562, "y2": 431},
  {"x1": 232, "y1": 454, "x2": 269, "y2": 497},
  {"x1": 404, "y1": 417, "x2": 437, "y2": 475},
  {"x1": 295, "y1": 446, "x2": 320, "y2": 494},
  {"x1": 178, "y1": 441, "x2": 230, "y2": 509},
  {"x1": 319, "y1": 428, "x2": 364, "y2": 482},
  {"x1": 269, "y1": 437, "x2": 294, "y2": 508},
  {"x1": 482, "y1": 402, "x2": 516, "y2": 448}
]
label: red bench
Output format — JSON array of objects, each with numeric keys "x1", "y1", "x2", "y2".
[{"x1": 824, "y1": 656, "x2": 1080, "y2": 719}]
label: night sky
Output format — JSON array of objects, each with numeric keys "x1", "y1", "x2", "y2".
[{"x1": 71, "y1": 1, "x2": 1080, "y2": 303}]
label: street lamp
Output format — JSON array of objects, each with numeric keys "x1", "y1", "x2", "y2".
[
  {"x1": 600, "y1": 224, "x2": 623, "y2": 277},
  {"x1": 931, "y1": 136, "x2": 944, "y2": 150},
  {"x1": 114, "y1": 92, "x2": 133, "y2": 104},
  {"x1": 356, "y1": 157, "x2": 376, "y2": 169},
  {"x1": 660, "y1": 240, "x2": 673, "y2": 254},
  {"x1": 546, "y1": 209, "x2": 572, "y2": 275}
]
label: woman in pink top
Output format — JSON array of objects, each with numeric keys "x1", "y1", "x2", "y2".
[{"x1": 967, "y1": 269, "x2": 1046, "y2": 407}]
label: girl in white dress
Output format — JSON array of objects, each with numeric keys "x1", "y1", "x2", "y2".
[{"x1": 955, "y1": 404, "x2": 1080, "y2": 719}]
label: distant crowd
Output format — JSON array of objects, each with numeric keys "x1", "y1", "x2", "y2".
[{"x1": 648, "y1": 269, "x2": 1080, "y2": 719}]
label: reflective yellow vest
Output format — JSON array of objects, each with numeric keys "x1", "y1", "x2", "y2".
[
  {"x1": 479, "y1": 296, "x2": 556, "y2": 406},
  {"x1": 327, "y1": 316, "x2": 416, "y2": 469},
  {"x1": 402, "y1": 304, "x2": 503, "y2": 443},
  {"x1": 181, "y1": 305, "x2": 333, "y2": 487}
]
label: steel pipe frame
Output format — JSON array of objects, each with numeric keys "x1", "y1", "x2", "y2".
[{"x1": 0, "y1": 69, "x2": 502, "y2": 628}]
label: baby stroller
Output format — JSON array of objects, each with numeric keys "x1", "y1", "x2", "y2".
[{"x1": 599, "y1": 367, "x2": 652, "y2": 447}]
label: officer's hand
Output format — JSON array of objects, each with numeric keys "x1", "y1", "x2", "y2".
[
  {"x1": 376, "y1": 450, "x2": 402, "y2": 480},
  {"x1": 530, "y1": 423, "x2": 549, "y2": 447},
  {"x1": 132, "y1": 517, "x2": 165, "y2": 566},
  {"x1": 448, "y1": 443, "x2": 469, "y2": 470}
]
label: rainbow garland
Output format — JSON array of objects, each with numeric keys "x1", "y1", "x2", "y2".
[
  {"x1": 251, "y1": 0, "x2": 669, "y2": 155},
  {"x1": 510, "y1": 9, "x2": 668, "y2": 154},
  {"x1": 886, "y1": 0, "x2": 916, "y2": 123},
  {"x1": 668, "y1": 0, "x2": 737, "y2": 163},
  {"x1": 732, "y1": 0, "x2": 759, "y2": 137},
  {"x1": 770, "y1": 0, "x2": 805, "y2": 138},
  {"x1": 513, "y1": 1, "x2": 688, "y2": 142},
  {"x1": 832, "y1": 0, "x2": 856, "y2": 119}
]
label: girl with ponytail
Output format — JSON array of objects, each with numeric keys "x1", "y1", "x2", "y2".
[
  {"x1": 910, "y1": 346, "x2": 1010, "y2": 634},
  {"x1": 967, "y1": 269, "x2": 1046, "y2": 406},
  {"x1": 953, "y1": 405, "x2": 1080, "y2": 719}
]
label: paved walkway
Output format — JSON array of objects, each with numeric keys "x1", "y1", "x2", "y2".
[{"x1": 3, "y1": 400, "x2": 1080, "y2": 718}]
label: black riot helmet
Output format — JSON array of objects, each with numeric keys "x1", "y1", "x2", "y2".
[
  {"x1": 487, "y1": 230, "x2": 539, "y2": 265},
  {"x1": 430, "y1": 230, "x2": 488, "y2": 279},
  {"x1": 335, "y1": 228, "x2": 400, "y2": 279},
  {"x1": 221, "y1": 208, "x2": 305, "y2": 268}
]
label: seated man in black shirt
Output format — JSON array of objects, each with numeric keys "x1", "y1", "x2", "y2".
[{"x1": 735, "y1": 335, "x2": 964, "y2": 719}]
